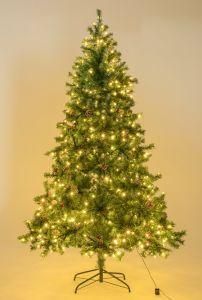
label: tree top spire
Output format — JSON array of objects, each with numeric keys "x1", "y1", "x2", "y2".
[{"x1": 96, "y1": 9, "x2": 102, "y2": 21}]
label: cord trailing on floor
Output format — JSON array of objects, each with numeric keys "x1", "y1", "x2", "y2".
[{"x1": 136, "y1": 248, "x2": 174, "y2": 300}]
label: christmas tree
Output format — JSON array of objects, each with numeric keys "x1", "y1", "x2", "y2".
[{"x1": 18, "y1": 9, "x2": 185, "y2": 292}]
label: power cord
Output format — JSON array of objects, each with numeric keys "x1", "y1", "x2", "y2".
[{"x1": 136, "y1": 248, "x2": 174, "y2": 300}]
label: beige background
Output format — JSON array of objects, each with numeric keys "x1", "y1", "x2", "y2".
[{"x1": 1, "y1": 0, "x2": 202, "y2": 299}]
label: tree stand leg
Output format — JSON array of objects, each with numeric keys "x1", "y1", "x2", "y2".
[
  {"x1": 74, "y1": 253, "x2": 131, "y2": 293},
  {"x1": 103, "y1": 269, "x2": 131, "y2": 292},
  {"x1": 73, "y1": 268, "x2": 99, "y2": 281}
]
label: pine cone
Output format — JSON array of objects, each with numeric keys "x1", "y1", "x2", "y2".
[
  {"x1": 85, "y1": 110, "x2": 93, "y2": 117},
  {"x1": 100, "y1": 163, "x2": 108, "y2": 171}
]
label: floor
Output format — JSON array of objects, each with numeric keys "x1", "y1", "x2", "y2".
[{"x1": 0, "y1": 243, "x2": 201, "y2": 300}]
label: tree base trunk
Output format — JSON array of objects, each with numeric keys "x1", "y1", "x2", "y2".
[{"x1": 97, "y1": 252, "x2": 105, "y2": 282}]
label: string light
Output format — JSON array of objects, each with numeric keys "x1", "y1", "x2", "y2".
[
  {"x1": 88, "y1": 68, "x2": 93, "y2": 74},
  {"x1": 68, "y1": 217, "x2": 75, "y2": 223},
  {"x1": 104, "y1": 176, "x2": 110, "y2": 182},
  {"x1": 116, "y1": 250, "x2": 122, "y2": 256}
]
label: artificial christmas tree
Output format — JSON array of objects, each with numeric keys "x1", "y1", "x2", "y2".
[{"x1": 18, "y1": 9, "x2": 185, "y2": 293}]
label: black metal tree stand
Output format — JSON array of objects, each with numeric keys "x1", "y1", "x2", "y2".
[{"x1": 74, "y1": 253, "x2": 131, "y2": 293}]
